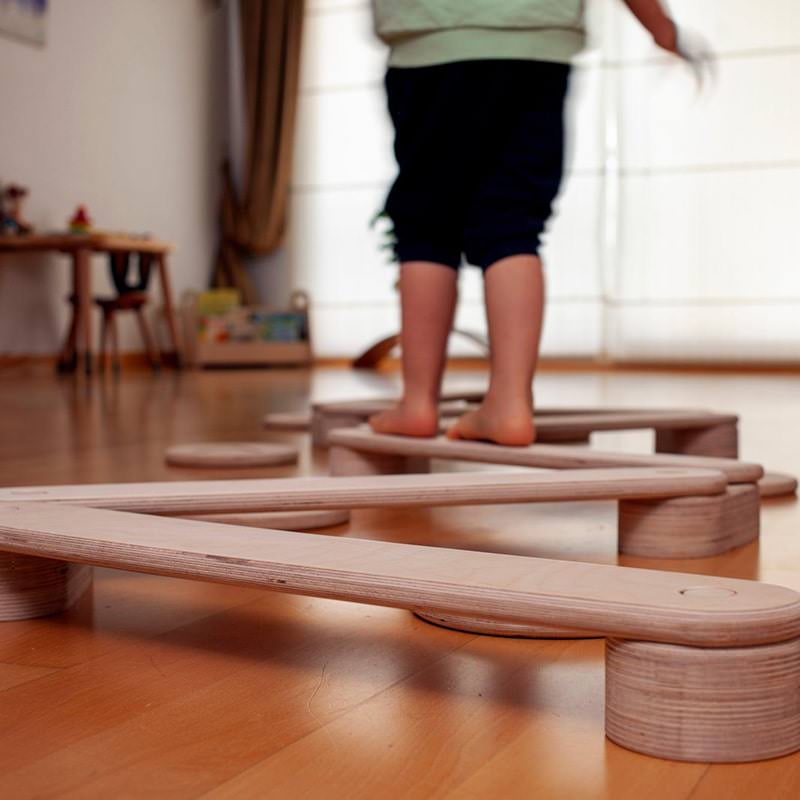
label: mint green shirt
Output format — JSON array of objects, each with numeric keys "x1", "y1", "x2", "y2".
[{"x1": 373, "y1": 0, "x2": 586, "y2": 67}]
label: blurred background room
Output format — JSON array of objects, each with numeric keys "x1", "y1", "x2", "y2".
[{"x1": 1, "y1": 0, "x2": 798, "y2": 368}]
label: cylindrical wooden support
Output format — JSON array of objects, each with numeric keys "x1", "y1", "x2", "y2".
[
  {"x1": 329, "y1": 446, "x2": 429, "y2": 477},
  {"x1": 0, "y1": 552, "x2": 92, "y2": 621},
  {"x1": 606, "y1": 637, "x2": 800, "y2": 762},
  {"x1": 311, "y1": 412, "x2": 364, "y2": 448},
  {"x1": 618, "y1": 484, "x2": 759, "y2": 558},
  {"x1": 655, "y1": 422, "x2": 739, "y2": 459},
  {"x1": 414, "y1": 611, "x2": 601, "y2": 639}
]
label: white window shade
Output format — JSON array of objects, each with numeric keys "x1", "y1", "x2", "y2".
[{"x1": 291, "y1": 0, "x2": 800, "y2": 362}]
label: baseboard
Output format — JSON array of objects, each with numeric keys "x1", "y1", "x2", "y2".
[
  {"x1": 4, "y1": 353, "x2": 799, "y2": 375},
  {"x1": 317, "y1": 356, "x2": 800, "y2": 374}
]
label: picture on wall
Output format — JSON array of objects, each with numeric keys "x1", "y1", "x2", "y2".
[{"x1": 0, "y1": 0, "x2": 47, "y2": 46}]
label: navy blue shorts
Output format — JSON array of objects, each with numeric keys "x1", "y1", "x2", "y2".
[{"x1": 383, "y1": 59, "x2": 570, "y2": 271}]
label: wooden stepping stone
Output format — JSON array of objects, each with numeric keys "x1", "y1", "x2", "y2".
[
  {"x1": 164, "y1": 442, "x2": 298, "y2": 469},
  {"x1": 261, "y1": 411, "x2": 312, "y2": 432},
  {"x1": 1, "y1": 500, "x2": 800, "y2": 763},
  {"x1": 759, "y1": 472, "x2": 798, "y2": 498}
]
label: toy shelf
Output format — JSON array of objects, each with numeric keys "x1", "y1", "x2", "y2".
[{"x1": 182, "y1": 290, "x2": 312, "y2": 368}]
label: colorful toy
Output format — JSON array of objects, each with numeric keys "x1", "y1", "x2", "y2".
[
  {"x1": 68, "y1": 205, "x2": 92, "y2": 234},
  {"x1": 0, "y1": 183, "x2": 33, "y2": 235}
]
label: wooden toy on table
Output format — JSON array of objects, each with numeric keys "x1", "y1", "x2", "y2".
[
  {"x1": 0, "y1": 500, "x2": 799, "y2": 763},
  {"x1": 0, "y1": 183, "x2": 33, "y2": 235},
  {"x1": 68, "y1": 205, "x2": 92, "y2": 234}
]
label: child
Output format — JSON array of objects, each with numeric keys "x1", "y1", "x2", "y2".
[{"x1": 369, "y1": 0, "x2": 707, "y2": 446}]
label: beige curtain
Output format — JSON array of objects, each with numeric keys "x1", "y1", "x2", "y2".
[{"x1": 213, "y1": 0, "x2": 305, "y2": 303}]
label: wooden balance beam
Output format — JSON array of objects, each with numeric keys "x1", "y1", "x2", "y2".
[
  {"x1": 328, "y1": 429, "x2": 764, "y2": 561},
  {"x1": 0, "y1": 468, "x2": 735, "y2": 641},
  {"x1": 0, "y1": 467, "x2": 727, "y2": 516},
  {"x1": 308, "y1": 400, "x2": 740, "y2": 457},
  {"x1": 0, "y1": 500, "x2": 799, "y2": 763},
  {"x1": 0, "y1": 466, "x2": 730, "y2": 549}
]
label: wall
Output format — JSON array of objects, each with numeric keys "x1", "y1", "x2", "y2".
[
  {"x1": 0, "y1": 0, "x2": 227, "y2": 355},
  {"x1": 291, "y1": 0, "x2": 800, "y2": 361}
]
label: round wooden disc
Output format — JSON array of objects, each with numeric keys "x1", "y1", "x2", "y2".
[
  {"x1": 165, "y1": 442, "x2": 299, "y2": 469},
  {"x1": 759, "y1": 471, "x2": 798, "y2": 498},
  {"x1": 261, "y1": 411, "x2": 312, "y2": 432},
  {"x1": 186, "y1": 509, "x2": 350, "y2": 531},
  {"x1": 414, "y1": 612, "x2": 602, "y2": 639}
]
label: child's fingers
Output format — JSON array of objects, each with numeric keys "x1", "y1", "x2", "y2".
[{"x1": 675, "y1": 27, "x2": 716, "y2": 92}]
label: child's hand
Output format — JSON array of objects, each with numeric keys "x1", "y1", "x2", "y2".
[
  {"x1": 674, "y1": 26, "x2": 716, "y2": 90},
  {"x1": 624, "y1": 1, "x2": 716, "y2": 91}
]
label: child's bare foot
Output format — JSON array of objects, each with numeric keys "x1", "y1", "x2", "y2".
[
  {"x1": 369, "y1": 402, "x2": 439, "y2": 438},
  {"x1": 446, "y1": 401, "x2": 535, "y2": 446}
]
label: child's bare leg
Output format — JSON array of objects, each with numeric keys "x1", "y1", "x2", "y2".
[
  {"x1": 447, "y1": 254, "x2": 543, "y2": 445},
  {"x1": 370, "y1": 261, "x2": 457, "y2": 437}
]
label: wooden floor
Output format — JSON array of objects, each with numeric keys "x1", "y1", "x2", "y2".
[{"x1": 0, "y1": 364, "x2": 799, "y2": 799}]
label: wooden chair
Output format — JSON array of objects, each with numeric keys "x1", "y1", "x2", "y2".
[
  {"x1": 96, "y1": 291, "x2": 160, "y2": 372},
  {"x1": 61, "y1": 251, "x2": 161, "y2": 373}
]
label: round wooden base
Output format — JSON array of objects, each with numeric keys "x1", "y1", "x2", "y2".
[
  {"x1": 261, "y1": 412, "x2": 312, "y2": 432},
  {"x1": 0, "y1": 552, "x2": 92, "y2": 621},
  {"x1": 185, "y1": 509, "x2": 350, "y2": 531},
  {"x1": 165, "y1": 442, "x2": 299, "y2": 469},
  {"x1": 618, "y1": 484, "x2": 759, "y2": 558},
  {"x1": 759, "y1": 472, "x2": 798, "y2": 498},
  {"x1": 606, "y1": 637, "x2": 800, "y2": 762},
  {"x1": 414, "y1": 611, "x2": 601, "y2": 639},
  {"x1": 329, "y1": 446, "x2": 430, "y2": 477},
  {"x1": 655, "y1": 421, "x2": 739, "y2": 459},
  {"x1": 311, "y1": 412, "x2": 364, "y2": 448}
]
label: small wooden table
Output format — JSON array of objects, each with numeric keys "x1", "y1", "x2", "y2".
[{"x1": 0, "y1": 233, "x2": 180, "y2": 373}]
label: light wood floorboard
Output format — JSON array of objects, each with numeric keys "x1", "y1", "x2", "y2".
[{"x1": 0, "y1": 365, "x2": 798, "y2": 798}]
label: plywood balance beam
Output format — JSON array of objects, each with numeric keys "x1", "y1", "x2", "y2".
[
  {"x1": 0, "y1": 467, "x2": 728, "y2": 516},
  {"x1": 310, "y1": 401, "x2": 739, "y2": 457},
  {"x1": 0, "y1": 501, "x2": 799, "y2": 763},
  {"x1": 327, "y1": 430, "x2": 763, "y2": 560},
  {"x1": 0, "y1": 468, "x2": 741, "y2": 560},
  {"x1": 327, "y1": 429, "x2": 761, "y2": 483}
]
